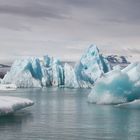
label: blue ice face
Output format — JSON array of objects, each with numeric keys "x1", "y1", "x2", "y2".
[
  {"x1": 2, "y1": 44, "x2": 111, "y2": 88},
  {"x1": 75, "y1": 44, "x2": 111, "y2": 87},
  {"x1": 88, "y1": 63, "x2": 140, "y2": 104}
]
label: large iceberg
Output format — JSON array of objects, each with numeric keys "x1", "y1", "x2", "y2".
[
  {"x1": 2, "y1": 44, "x2": 111, "y2": 88},
  {"x1": 2, "y1": 56, "x2": 65, "y2": 88},
  {"x1": 0, "y1": 96, "x2": 34, "y2": 116},
  {"x1": 2, "y1": 58, "x2": 42, "y2": 88},
  {"x1": 75, "y1": 44, "x2": 111, "y2": 88},
  {"x1": 88, "y1": 62, "x2": 140, "y2": 104}
]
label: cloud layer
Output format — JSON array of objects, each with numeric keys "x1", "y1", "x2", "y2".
[{"x1": 0, "y1": 0, "x2": 139, "y2": 63}]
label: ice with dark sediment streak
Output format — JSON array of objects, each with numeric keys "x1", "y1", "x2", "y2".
[{"x1": 88, "y1": 62, "x2": 140, "y2": 104}]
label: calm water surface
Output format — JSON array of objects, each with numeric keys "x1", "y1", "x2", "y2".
[{"x1": 0, "y1": 88, "x2": 140, "y2": 140}]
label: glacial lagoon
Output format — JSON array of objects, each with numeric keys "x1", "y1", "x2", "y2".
[{"x1": 0, "y1": 88, "x2": 140, "y2": 140}]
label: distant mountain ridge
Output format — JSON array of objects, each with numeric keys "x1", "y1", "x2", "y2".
[
  {"x1": 0, "y1": 64, "x2": 11, "y2": 78},
  {"x1": 106, "y1": 55, "x2": 130, "y2": 68}
]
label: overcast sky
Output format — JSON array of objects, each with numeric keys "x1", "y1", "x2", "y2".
[{"x1": 0, "y1": 0, "x2": 140, "y2": 63}]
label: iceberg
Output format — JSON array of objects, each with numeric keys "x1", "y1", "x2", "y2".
[
  {"x1": 88, "y1": 62, "x2": 140, "y2": 104},
  {"x1": 2, "y1": 58, "x2": 42, "y2": 88},
  {"x1": 2, "y1": 44, "x2": 111, "y2": 88},
  {"x1": 2, "y1": 56, "x2": 65, "y2": 88},
  {"x1": 75, "y1": 44, "x2": 111, "y2": 88},
  {"x1": 0, "y1": 96, "x2": 34, "y2": 116},
  {"x1": 64, "y1": 63, "x2": 79, "y2": 88},
  {"x1": 51, "y1": 59, "x2": 64, "y2": 86},
  {"x1": 40, "y1": 56, "x2": 65, "y2": 87}
]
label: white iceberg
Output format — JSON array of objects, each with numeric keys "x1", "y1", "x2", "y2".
[
  {"x1": 0, "y1": 96, "x2": 34, "y2": 116},
  {"x1": 88, "y1": 62, "x2": 140, "y2": 104}
]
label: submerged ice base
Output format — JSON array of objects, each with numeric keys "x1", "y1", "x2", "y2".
[
  {"x1": 116, "y1": 100, "x2": 140, "y2": 109},
  {"x1": 88, "y1": 62, "x2": 140, "y2": 104}
]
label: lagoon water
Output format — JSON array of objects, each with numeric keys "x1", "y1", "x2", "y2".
[{"x1": 0, "y1": 88, "x2": 140, "y2": 140}]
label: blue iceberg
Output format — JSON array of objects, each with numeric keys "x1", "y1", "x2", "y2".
[
  {"x1": 75, "y1": 44, "x2": 111, "y2": 88},
  {"x1": 2, "y1": 44, "x2": 111, "y2": 88},
  {"x1": 2, "y1": 58, "x2": 42, "y2": 88},
  {"x1": 88, "y1": 62, "x2": 140, "y2": 104},
  {"x1": 2, "y1": 56, "x2": 65, "y2": 88},
  {"x1": 41, "y1": 56, "x2": 64, "y2": 87}
]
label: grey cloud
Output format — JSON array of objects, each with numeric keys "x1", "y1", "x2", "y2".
[
  {"x1": 128, "y1": 48, "x2": 140, "y2": 54},
  {"x1": 0, "y1": 0, "x2": 70, "y2": 19},
  {"x1": 0, "y1": 0, "x2": 140, "y2": 25},
  {"x1": 64, "y1": 0, "x2": 140, "y2": 24},
  {"x1": 0, "y1": 0, "x2": 139, "y2": 63}
]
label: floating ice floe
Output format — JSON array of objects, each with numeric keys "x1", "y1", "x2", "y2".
[
  {"x1": 0, "y1": 96, "x2": 34, "y2": 116},
  {"x1": 88, "y1": 62, "x2": 140, "y2": 104}
]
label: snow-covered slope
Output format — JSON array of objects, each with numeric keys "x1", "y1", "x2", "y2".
[
  {"x1": 107, "y1": 55, "x2": 130, "y2": 69},
  {"x1": 0, "y1": 96, "x2": 34, "y2": 116}
]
